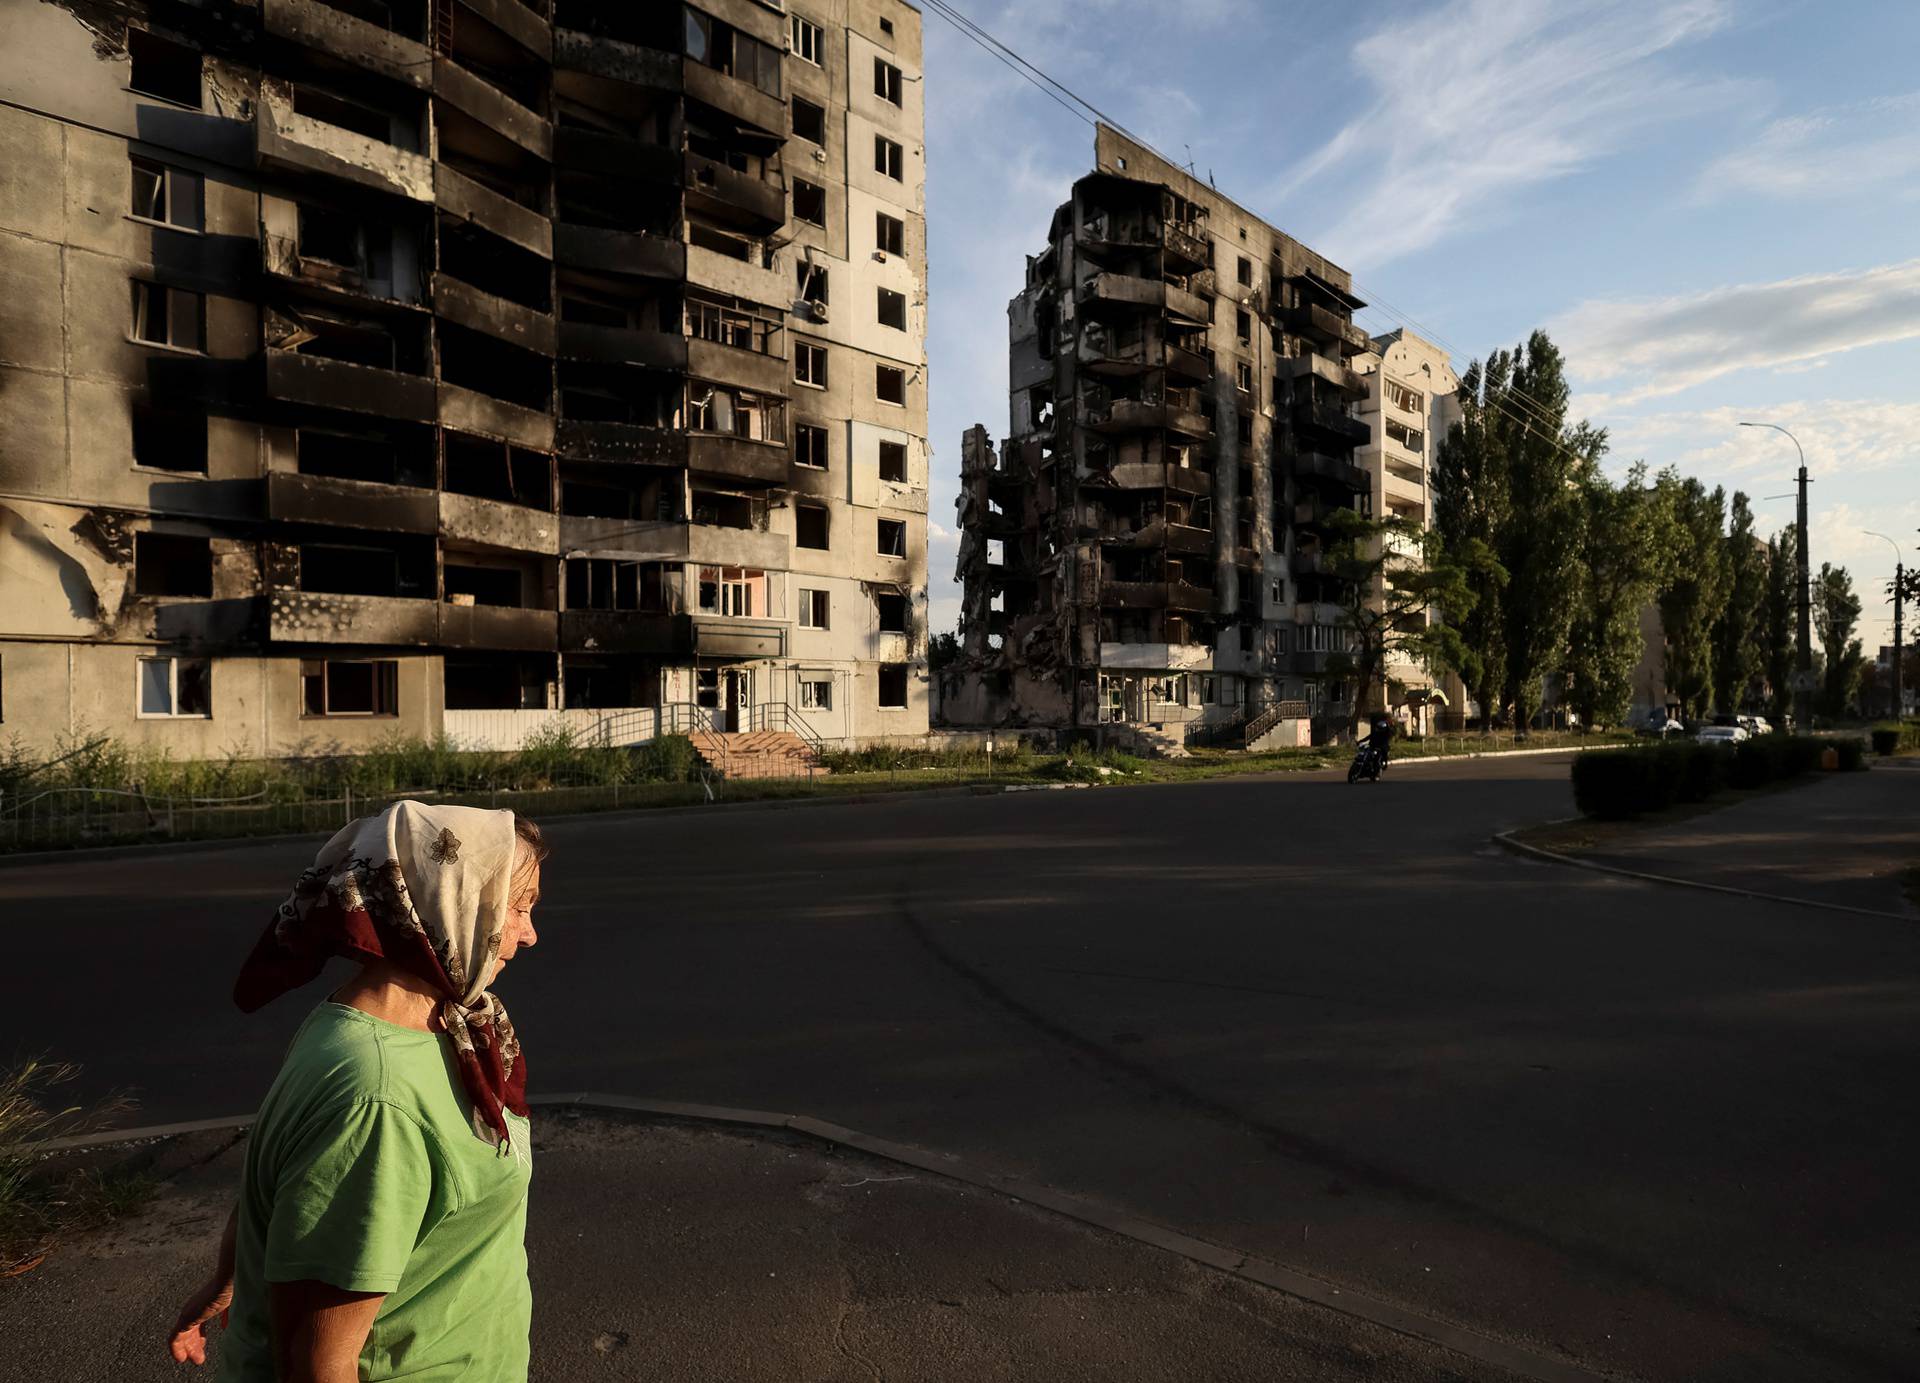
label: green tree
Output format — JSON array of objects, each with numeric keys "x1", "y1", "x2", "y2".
[
  {"x1": 1710, "y1": 492, "x2": 1767, "y2": 713},
  {"x1": 1760, "y1": 527, "x2": 1798, "y2": 724},
  {"x1": 1565, "y1": 464, "x2": 1673, "y2": 728},
  {"x1": 1655, "y1": 474, "x2": 1730, "y2": 718},
  {"x1": 1813, "y1": 562, "x2": 1865, "y2": 717},
  {"x1": 1432, "y1": 356, "x2": 1510, "y2": 729},
  {"x1": 1323, "y1": 512, "x2": 1502, "y2": 731},
  {"x1": 928, "y1": 631, "x2": 961, "y2": 671}
]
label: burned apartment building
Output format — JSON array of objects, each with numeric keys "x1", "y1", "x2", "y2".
[
  {"x1": 947, "y1": 126, "x2": 1374, "y2": 746},
  {"x1": 0, "y1": 0, "x2": 929, "y2": 759}
]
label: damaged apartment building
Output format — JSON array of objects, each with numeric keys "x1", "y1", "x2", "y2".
[
  {"x1": 0, "y1": 0, "x2": 929, "y2": 759},
  {"x1": 947, "y1": 126, "x2": 1375, "y2": 746}
]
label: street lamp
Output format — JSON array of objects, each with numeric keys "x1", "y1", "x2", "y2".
[
  {"x1": 1863, "y1": 529, "x2": 1904, "y2": 720},
  {"x1": 1740, "y1": 422, "x2": 1812, "y2": 732}
]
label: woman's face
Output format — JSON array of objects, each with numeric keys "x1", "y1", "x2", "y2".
[{"x1": 497, "y1": 862, "x2": 541, "y2": 970}]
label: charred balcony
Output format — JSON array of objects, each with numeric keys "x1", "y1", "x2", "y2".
[
  {"x1": 560, "y1": 609, "x2": 693, "y2": 655},
  {"x1": 440, "y1": 550, "x2": 558, "y2": 650},
  {"x1": 1274, "y1": 351, "x2": 1368, "y2": 400},
  {"x1": 1274, "y1": 301, "x2": 1371, "y2": 358},
  {"x1": 1292, "y1": 450, "x2": 1370, "y2": 493},
  {"x1": 1076, "y1": 272, "x2": 1211, "y2": 326},
  {"x1": 435, "y1": 165, "x2": 552, "y2": 259},
  {"x1": 263, "y1": 306, "x2": 436, "y2": 423},
  {"x1": 256, "y1": 78, "x2": 434, "y2": 202},
  {"x1": 266, "y1": 536, "x2": 438, "y2": 644},
  {"x1": 554, "y1": 224, "x2": 683, "y2": 278},
  {"x1": 1082, "y1": 384, "x2": 1211, "y2": 440},
  {"x1": 1098, "y1": 580, "x2": 1215, "y2": 615},
  {"x1": 1295, "y1": 400, "x2": 1371, "y2": 449},
  {"x1": 263, "y1": 0, "x2": 434, "y2": 90},
  {"x1": 265, "y1": 471, "x2": 437, "y2": 533},
  {"x1": 1077, "y1": 321, "x2": 1212, "y2": 384}
]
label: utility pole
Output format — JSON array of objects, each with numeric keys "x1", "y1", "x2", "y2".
[
  {"x1": 1741, "y1": 422, "x2": 1813, "y2": 732},
  {"x1": 1864, "y1": 531, "x2": 1903, "y2": 720}
]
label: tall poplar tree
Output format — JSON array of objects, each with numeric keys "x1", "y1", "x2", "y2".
[
  {"x1": 1655, "y1": 474, "x2": 1731, "y2": 717},
  {"x1": 1813, "y1": 562, "x2": 1865, "y2": 717},
  {"x1": 1710, "y1": 492, "x2": 1767, "y2": 713},
  {"x1": 1761, "y1": 527, "x2": 1797, "y2": 724},
  {"x1": 1431, "y1": 356, "x2": 1510, "y2": 729},
  {"x1": 1565, "y1": 464, "x2": 1673, "y2": 727}
]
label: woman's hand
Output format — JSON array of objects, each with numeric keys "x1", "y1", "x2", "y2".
[{"x1": 168, "y1": 1274, "x2": 234, "y2": 1365}]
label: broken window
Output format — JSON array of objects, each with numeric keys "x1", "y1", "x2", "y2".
[
  {"x1": 691, "y1": 489, "x2": 756, "y2": 529},
  {"x1": 876, "y1": 518, "x2": 906, "y2": 558},
  {"x1": 697, "y1": 566, "x2": 761, "y2": 616},
  {"x1": 1237, "y1": 412, "x2": 1253, "y2": 444},
  {"x1": 565, "y1": 559, "x2": 665, "y2": 612},
  {"x1": 687, "y1": 382, "x2": 784, "y2": 441},
  {"x1": 128, "y1": 29, "x2": 201, "y2": 106},
  {"x1": 688, "y1": 221, "x2": 757, "y2": 262},
  {"x1": 129, "y1": 157, "x2": 203, "y2": 231},
  {"x1": 444, "y1": 564, "x2": 523, "y2": 607},
  {"x1": 795, "y1": 423, "x2": 829, "y2": 470},
  {"x1": 875, "y1": 592, "x2": 907, "y2": 633},
  {"x1": 1385, "y1": 379, "x2": 1426, "y2": 414},
  {"x1": 796, "y1": 261, "x2": 829, "y2": 305},
  {"x1": 685, "y1": 9, "x2": 781, "y2": 96},
  {"x1": 876, "y1": 212, "x2": 905, "y2": 256},
  {"x1": 302, "y1": 658, "x2": 399, "y2": 716},
  {"x1": 794, "y1": 341, "x2": 828, "y2": 388},
  {"x1": 876, "y1": 287, "x2": 906, "y2": 331},
  {"x1": 791, "y1": 97, "x2": 825, "y2": 143},
  {"x1": 297, "y1": 204, "x2": 365, "y2": 271},
  {"x1": 292, "y1": 85, "x2": 397, "y2": 144},
  {"x1": 301, "y1": 543, "x2": 404, "y2": 596},
  {"x1": 1236, "y1": 362, "x2": 1253, "y2": 395},
  {"x1": 298, "y1": 428, "x2": 399, "y2": 484},
  {"x1": 1236, "y1": 309, "x2": 1251, "y2": 346},
  {"x1": 875, "y1": 364, "x2": 906, "y2": 406},
  {"x1": 1237, "y1": 256, "x2": 1252, "y2": 286},
  {"x1": 137, "y1": 656, "x2": 211, "y2": 717},
  {"x1": 879, "y1": 16, "x2": 894, "y2": 37},
  {"x1": 1385, "y1": 417, "x2": 1426, "y2": 454},
  {"x1": 130, "y1": 280, "x2": 203, "y2": 352},
  {"x1": 131, "y1": 403, "x2": 208, "y2": 474},
  {"x1": 878, "y1": 664, "x2": 908, "y2": 708},
  {"x1": 792, "y1": 178, "x2": 826, "y2": 226},
  {"x1": 877, "y1": 440, "x2": 907, "y2": 483},
  {"x1": 791, "y1": 13, "x2": 823, "y2": 64},
  {"x1": 796, "y1": 504, "x2": 830, "y2": 550},
  {"x1": 798, "y1": 588, "x2": 829, "y2": 628},
  {"x1": 874, "y1": 58, "x2": 902, "y2": 105},
  {"x1": 799, "y1": 677, "x2": 831, "y2": 710},
  {"x1": 874, "y1": 135, "x2": 903, "y2": 181},
  {"x1": 445, "y1": 433, "x2": 551, "y2": 508},
  {"x1": 687, "y1": 293, "x2": 781, "y2": 354},
  {"x1": 134, "y1": 532, "x2": 212, "y2": 597}
]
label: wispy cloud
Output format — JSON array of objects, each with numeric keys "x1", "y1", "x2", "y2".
[
  {"x1": 1698, "y1": 91, "x2": 1920, "y2": 202},
  {"x1": 1554, "y1": 258, "x2": 1920, "y2": 403},
  {"x1": 1281, "y1": 0, "x2": 1737, "y2": 269},
  {"x1": 1599, "y1": 398, "x2": 1920, "y2": 481}
]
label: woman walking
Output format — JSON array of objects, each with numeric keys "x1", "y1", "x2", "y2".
[{"x1": 169, "y1": 801, "x2": 548, "y2": 1382}]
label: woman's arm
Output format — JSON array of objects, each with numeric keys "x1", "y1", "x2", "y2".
[
  {"x1": 270, "y1": 1280, "x2": 386, "y2": 1383},
  {"x1": 167, "y1": 1204, "x2": 238, "y2": 1365}
]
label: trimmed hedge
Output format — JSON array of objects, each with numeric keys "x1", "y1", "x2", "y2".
[{"x1": 1573, "y1": 735, "x2": 1859, "y2": 820}]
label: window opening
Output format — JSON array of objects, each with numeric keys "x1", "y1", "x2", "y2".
[
  {"x1": 874, "y1": 58, "x2": 902, "y2": 105},
  {"x1": 129, "y1": 157, "x2": 203, "y2": 230},
  {"x1": 876, "y1": 212, "x2": 905, "y2": 256},
  {"x1": 876, "y1": 287, "x2": 906, "y2": 330},
  {"x1": 878, "y1": 663, "x2": 907, "y2": 707},
  {"x1": 874, "y1": 135, "x2": 903, "y2": 180},
  {"x1": 877, "y1": 518, "x2": 906, "y2": 557},
  {"x1": 137, "y1": 656, "x2": 211, "y2": 717},
  {"x1": 877, "y1": 440, "x2": 907, "y2": 483},
  {"x1": 876, "y1": 592, "x2": 907, "y2": 633},
  {"x1": 795, "y1": 423, "x2": 829, "y2": 469},
  {"x1": 796, "y1": 504, "x2": 829, "y2": 550},
  {"x1": 130, "y1": 281, "x2": 203, "y2": 351},
  {"x1": 875, "y1": 364, "x2": 905, "y2": 405},
  {"x1": 128, "y1": 29, "x2": 201, "y2": 106},
  {"x1": 134, "y1": 532, "x2": 212, "y2": 596},
  {"x1": 132, "y1": 403, "x2": 208, "y2": 473},
  {"x1": 302, "y1": 658, "x2": 399, "y2": 716}
]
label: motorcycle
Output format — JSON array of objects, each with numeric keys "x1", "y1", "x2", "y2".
[{"x1": 1348, "y1": 740, "x2": 1384, "y2": 783}]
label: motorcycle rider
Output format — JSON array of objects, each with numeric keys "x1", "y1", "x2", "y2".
[{"x1": 1367, "y1": 713, "x2": 1393, "y2": 772}]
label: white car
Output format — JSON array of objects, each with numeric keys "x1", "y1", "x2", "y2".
[
  {"x1": 1739, "y1": 716, "x2": 1773, "y2": 736},
  {"x1": 1696, "y1": 725, "x2": 1748, "y2": 744},
  {"x1": 1644, "y1": 714, "x2": 1685, "y2": 737}
]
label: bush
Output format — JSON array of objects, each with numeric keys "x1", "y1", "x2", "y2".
[
  {"x1": 638, "y1": 734, "x2": 696, "y2": 783},
  {"x1": 1833, "y1": 737, "x2": 1865, "y2": 772},
  {"x1": 1871, "y1": 727, "x2": 1901, "y2": 756},
  {"x1": 1728, "y1": 738, "x2": 1778, "y2": 790},
  {"x1": 1572, "y1": 750, "x2": 1660, "y2": 820}
]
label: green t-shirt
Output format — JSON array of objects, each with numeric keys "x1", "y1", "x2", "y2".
[{"x1": 220, "y1": 1002, "x2": 532, "y2": 1383}]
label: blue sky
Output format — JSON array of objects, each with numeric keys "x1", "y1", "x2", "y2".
[{"x1": 918, "y1": 0, "x2": 1920, "y2": 653}]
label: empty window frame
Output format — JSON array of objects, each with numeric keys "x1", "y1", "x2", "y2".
[
  {"x1": 876, "y1": 287, "x2": 906, "y2": 330},
  {"x1": 878, "y1": 663, "x2": 908, "y2": 707},
  {"x1": 697, "y1": 566, "x2": 761, "y2": 616},
  {"x1": 1384, "y1": 417, "x2": 1426, "y2": 454},
  {"x1": 791, "y1": 13, "x2": 823, "y2": 64},
  {"x1": 1237, "y1": 256, "x2": 1252, "y2": 286},
  {"x1": 565, "y1": 558, "x2": 652, "y2": 611},
  {"x1": 1235, "y1": 361, "x2": 1253, "y2": 394},
  {"x1": 130, "y1": 280, "x2": 204, "y2": 351},
  {"x1": 685, "y1": 9, "x2": 781, "y2": 96},
  {"x1": 877, "y1": 439, "x2": 907, "y2": 483},
  {"x1": 875, "y1": 592, "x2": 907, "y2": 633},
  {"x1": 796, "y1": 261, "x2": 829, "y2": 305},
  {"x1": 792, "y1": 178, "x2": 826, "y2": 226},
  {"x1": 795, "y1": 423, "x2": 829, "y2": 469},
  {"x1": 1236, "y1": 308, "x2": 1251, "y2": 345},
  {"x1": 1385, "y1": 378, "x2": 1426, "y2": 414},
  {"x1": 302, "y1": 658, "x2": 399, "y2": 716},
  {"x1": 794, "y1": 340, "x2": 828, "y2": 388},
  {"x1": 798, "y1": 587, "x2": 829, "y2": 628},
  {"x1": 879, "y1": 16, "x2": 894, "y2": 36},
  {"x1": 876, "y1": 212, "x2": 905, "y2": 256},
  {"x1": 686, "y1": 382, "x2": 785, "y2": 442},
  {"x1": 444, "y1": 564, "x2": 523, "y2": 607},
  {"x1": 137, "y1": 656, "x2": 211, "y2": 718},
  {"x1": 799, "y1": 677, "x2": 831, "y2": 710},
  {"x1": 796, "y1": 503, "x2": 830, "y2": 550},
  {"x1": 791, "y1": 96, "x2": 825, "y2": 143},
  {"x1": 874, "y1": 135, "x2": 903, "y2": 180},
  {"x1": 875, "y1": 364, "x2": 906, "y2": 405},
  {"x1": 134, "y1": 531, "x2": 212, "y2": 596},
  {"x1": 300, "y1": 543, "x2": 404, "y2": 596},
  {"x1": 291, "y1": 84, "x2": 396, "y2": 144},
  {"x1": 874, "y1": 57, "x2": 902, "y2": 105},
  {"x1": 129, "y1": 157, "x2": 203, "y2": 231},
  {"x1": 297, "y1": 204, "x2": 365, "y2": 270},
  {"x1": 128, "y1": 28, "x2": 201, "y2": 106},
  {"x1": 876, "y1": 517, "x2": 906, "y2": 558},
  {"x1": 685, "y1": 293, "x2": 781, "y2": 354},
  {"x1": 131, "y1": 402, "x2": 208, "y2": 473}
]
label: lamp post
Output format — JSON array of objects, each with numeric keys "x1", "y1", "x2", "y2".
[
  {"x1": 1863, "y1": 530, "x2": 1904, "y2": 720},
  {"x1": 1740, "y1": 422, "x2": 1811, "y2": 731}
]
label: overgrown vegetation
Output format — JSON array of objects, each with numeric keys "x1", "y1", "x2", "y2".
[{"x1": 0, "y1": 1060, "x2": 150, "y2": 1275}]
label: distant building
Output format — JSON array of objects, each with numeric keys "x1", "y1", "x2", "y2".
[
  {"x1": 944, "y1": 125, "x2": 1374, "y2": 749},
  {"x1": 0, "y1": 0, "x2": 930, "y2": 760}
]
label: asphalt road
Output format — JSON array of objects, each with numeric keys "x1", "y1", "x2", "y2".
[{"x1": 9, "y1": 755, "x2": 1919, "y2": 1382}]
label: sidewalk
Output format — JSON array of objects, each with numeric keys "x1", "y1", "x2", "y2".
[
  {"x1": 1570, "y1": 765, "x2": 1920, "y2": 917},
  {"x1": 1, "y1": 1112, "x2": 1506, "y2": 1382}
]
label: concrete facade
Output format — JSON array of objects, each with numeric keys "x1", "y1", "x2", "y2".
[
  {"x1": 0, "y1": 0, "x2": 928, "y2": 759},
  {"x1": 943, "y1": 126, "x2": 1372, "y2": 747}
]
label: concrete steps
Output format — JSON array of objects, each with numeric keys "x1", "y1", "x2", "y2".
[{"x1": 688, "y1": 729, "x2": 825, "y2": 780}]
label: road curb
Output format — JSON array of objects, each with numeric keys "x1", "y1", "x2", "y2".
[
  {"x1": 1492, "y1": 829, "x2": 1916, "y2": 922},
  {"x1": 44, "y1": 1092, "x2": 1611, "y2": 1383}
]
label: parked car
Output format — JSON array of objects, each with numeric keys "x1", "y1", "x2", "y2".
[
  {"x1": 1740, "y1": 715, "x2": 1773, "y2": 736},
  {"x1": 1642, "y1": 711, "x2": 1684, "y2": 736},
  {"x1": 1696, "y1": 724, "x2": 1748, "y2": 744}
]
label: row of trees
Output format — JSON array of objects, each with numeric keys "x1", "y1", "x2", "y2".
[{"x1": 1328, "y1": 330, "x2": 1876, "y2": 731}]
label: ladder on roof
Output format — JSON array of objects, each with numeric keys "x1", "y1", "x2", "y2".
[{"x1": 432, "y1": 0, "x2": 454, "y2": 55}]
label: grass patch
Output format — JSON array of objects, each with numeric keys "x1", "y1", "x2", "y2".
[
  {"x1": 0, "y1": 1060, "x2": 149, "y2": 1275},
  {"x1": 1512, "y1": 772, "x2": 1825, "y2": 856}
]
